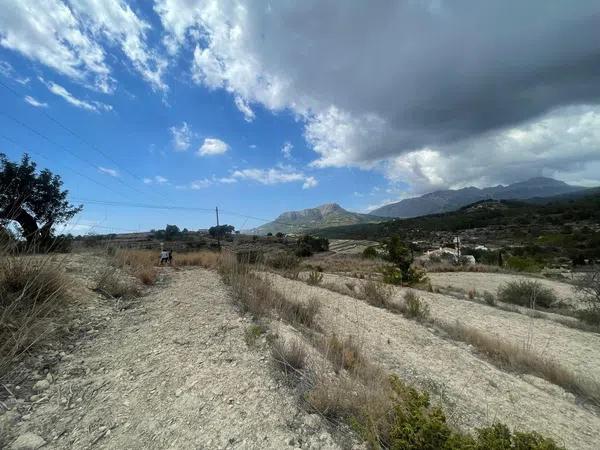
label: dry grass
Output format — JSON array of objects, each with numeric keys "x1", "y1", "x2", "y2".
[
  {"x1": 306, "y1": 270, "x2": 324, "y2": 286},
  {"x1": 304, "y1": 253, "x2": 387, "y2": 277},
  {"x1": 0, "y1": 254, "x2": 71, "y2": 374},
  {"x1": 425, "y1": 262, "x2": 504, "y2": 273},
  {"x1": 398, "y1": 290, "x2": 431, "y2": 322},
  {"x1": 219, "y1": 254, "x2": 320, "y2": 328},
  {"x1": 94, "y1": 268, "x2": 140, "y2": 299},
  {"x1": 436, "y1": 319, "x2": 600, "y2": 406},
  {"x1": 271, "y1": 337, "x2": 307, "y2": 375},
  {"x1": 174, "y1": 250, "x2": 221, "y2": 268},
  {"x1": 321, "y1": 334, "x2": 364, "y2": 373}
]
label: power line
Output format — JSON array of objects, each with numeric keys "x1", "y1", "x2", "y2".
[
  {"x1": 0, "y1": 80, "x2": 170, "y2": 202},
  {"x1": 0, "y1": 133, "x2": 130, "y2": 200}
]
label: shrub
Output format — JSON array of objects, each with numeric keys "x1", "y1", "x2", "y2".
[
  {"x1": 271, "y1": 338, "x2": 307, "y2": 375},
  {"x1": 297, "y1": 235, "x2": 329, "y2": 253},
  {"x1": 497, "y1": 280, "x2": 557, "y2": 309},
  {"x1": 401, "y1": 291, "x2": 430, "y2": 322},
  {"x1": 467, "y1": 288, "x2": 477, "y2": 300},
  {"x1": 359, "y1": 279, "x2": 393, "y2": 308},
  {"x1": 382, "y1": 265, "x2": 427, "y2": 286},
  {"x1": 236, "y1": 249, "x2": 263, "y2": 264},
  {"x1": 506, "y1": 256, "x2": 541, "y2": 273},
  {"x1": 244, "y1": 324, "x2": 267, "y2": 346},
  {"x1": 265, "y1": 251, "x2": 299, "y2": 270},
  {"x1": 483, "y1": 291, "x2": 496, "y2": 306},
  {"x1": 306, "y1": 270, "x2": 324, "y2": 286},
  {"x1": 575, "y1": 268, "x2": 600, "y2": 325},
  {"x1": 295, "y1": 244, "x2": 313, "y2": 257},
  {"x1": 362, "y1": 246, "x2": 378, "y2": 259},
  {"x1": 281, "y1": 297, "x2": 320, "y2": 328}
]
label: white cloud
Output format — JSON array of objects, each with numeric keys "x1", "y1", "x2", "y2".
[
  {"x1": 198, "y1": 138, "x2": 229, "y2": 156},
  {"x1": 0, "y1": 0, "x2": 166, "y2": 92},
  {"x1": 43, "y1": 79, "x2": 111, "y2": 112},
  {"x1": 155, "y1": 0, "x2": 600, "y2": 192},
  {"x1": 24, "y1": 96, "x2": 48, "y2": 108},
  {"x1": 170, "y1": 122, "x2": 193, "y2": 151},
  {"x1": 383, "y1": 105, "x2": 600, "y2": 193},
  {"x1": 190, "y1": 178, "x2": 213, "y2": 189},
  {"x1": 144, "y1": 175, "x2": 169, "y2": 184},
  {"x1": 98, "y1": 166, "x2": 119, "y2": 177},
  {"x1": 231, "y1": 167, "x2": 317, "y2": 188},
  {"x1": 0, "y1": 60, "x2": 29, "y2": 84},
  {"x1": 302, "y1": 176, "x2": 318, "y2": 189},
  {"x1": 69, "y1": 0, "x2": 168, "y2": 91},
  {"x1": 281, "y1": 141, "x2": 293, "y2": 159},
  {"x1": 234, "y1": 95, "x2": 255, "y2": 121}
]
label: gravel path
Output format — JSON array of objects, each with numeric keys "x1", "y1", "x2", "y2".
[
  {"x1": 266, "y1": 272, "x2": 600, "y2": 450},
  {"x1": 4, "y1": 268, "x2": 338, "y2": 450}
]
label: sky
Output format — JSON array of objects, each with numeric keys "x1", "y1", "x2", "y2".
[{"x1": 1, "y1": 0, "x2": 600, "y2": 234}]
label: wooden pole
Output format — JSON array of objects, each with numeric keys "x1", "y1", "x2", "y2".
[{"x1": 215, "y1": 206, "x2": 221, "y2": 250}]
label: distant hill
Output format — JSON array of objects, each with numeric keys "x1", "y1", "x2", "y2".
[
  {"x1": 370, "y1": 177, "x2": 585, "y2": 218},
  {"x1": 252, "y1": 203, "x2": 384, "y2": 235}
]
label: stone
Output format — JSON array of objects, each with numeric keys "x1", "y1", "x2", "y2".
[
  {"x1": 10, "y1": 432, "x2": 46, "y2": 450},
  {"x1": 32, "y1": 380, "x2": 50, "y2": 392}
]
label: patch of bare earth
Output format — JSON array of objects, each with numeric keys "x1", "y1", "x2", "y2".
[
  {"x1": 264, "y1": 272, "x2": 600, "y2": 450},
  {"x1": 2, "y1": 265, "x2": 339, "y2": 449}
]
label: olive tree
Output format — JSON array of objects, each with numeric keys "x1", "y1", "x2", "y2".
[{"x1": 0, "y1": 153, "x2": 82, "y2": 245}]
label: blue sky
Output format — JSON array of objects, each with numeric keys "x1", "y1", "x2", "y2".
[{"x1": 1, "y1": 1, "x2": 599, "y2": 234}]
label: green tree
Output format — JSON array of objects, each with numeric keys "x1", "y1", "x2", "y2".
[
  {"x1": 209, "y1": 224, "x2": 235, "y2": 238},
  {"x1": 0, "y1": 153, "x2": 82, "y2": 245}
]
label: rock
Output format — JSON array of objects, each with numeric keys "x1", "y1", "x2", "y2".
[
  {"x1": 175, "y1": 389, "x2": 183, "y2": 398},
  {"x1": 303, "y1": 414, "x2": 321, "y2": 429},
  {"x1": 32, "y1": 380, "x2": 50, "y2": 392},
  {"x1": 45, "y1": 373, "x2": 53, "y2": 383},
  {"x1": 10, "y1": 432, "x2": 46, "y2": 450}
]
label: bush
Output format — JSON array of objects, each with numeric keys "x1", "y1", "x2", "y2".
[
  {"x1": 506, "y1": 256, "x2": 541, "y2": 273},
  {"x1": 236, "y1": 249, "x2": 263, "y2": 264},
  {"x1": 95, "y1": 268, "x2": 141, "y2": 299},
  {"x1": 402, "y1": 291, "x2": 430, "y2": 321},
  {"x1": 497, "y1": 280, "x2": 557, "y2": 309},
  {"x1": 244, "y1": 324, "x2": 266, "y2": 346},
  {"x1": 382, "y1": 265, "x2": 426, "y2": 286},
  {"x1": 483, "y1": 291, "x2": 496, "y2": 306},
  {"x1": 297, "y1": 235, "x2": 329, "y2": 254},
  {"x1": 265, "y1": 251, "x2": 299, "y2": 270},
  {"x1": 359, "y1": 279, "x2": 393, "y2": 308},
  {"x1": 362, "y1": 246, "x2": 378, "y2": 259},
  {"x1": 295, "y1": 244, "x2": 313, "y2": 257},
  {"x1": 306, "y1": 270, "x2": 324, "y2": 286}
]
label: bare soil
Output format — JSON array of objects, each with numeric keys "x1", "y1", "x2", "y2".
[{"x1": 1, "y1": 261, "x2": 339, "y2": 449}]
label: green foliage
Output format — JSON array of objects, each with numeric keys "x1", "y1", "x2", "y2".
[
  {"x1": 275, "y1": 232, "x2": 285, "y2": 238},
  {"x1": 295, "y1": 244, "x2": 313, "y2": 257},
  {"x1": 483, "y1": 291, "x2": 496, "y2": 306},
  {"x1": 244, "y1": 324, "x2": 266, "y2": 346},
  {"x1": 0, "y1": 153, "x2": 82, "y2": 245},
  {"x1": 297, "y1": 235, "x2": 329, "y2": 254},
  {"x1": 506, "y1": 256, "x2": 541, "y2": 273},
  {"x1": 209, "y1": 224, "x2": 235, "y2": 238},
  {"x1": 497, "y1": 280, "x2": 558, "y2": 309},
  {"x1": 362, "y1": 245, "x2": 378, "y2": 259},
  {"x1": 382, "y1": 265, "x2": 426, "y2": 286},
  {"x1": 369, "y1": 376, "x2": 564, "y2": 450},
  {"x1": 402, "y1": 291, "x2": 430, "y2": 322},
  {"x1": 306, "y1": 270, "x2": 324, "y2": 285}
]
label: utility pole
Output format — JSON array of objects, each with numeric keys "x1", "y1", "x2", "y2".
[{"x1": 215, "y1": 206, "x2": 221, "y2": 250}]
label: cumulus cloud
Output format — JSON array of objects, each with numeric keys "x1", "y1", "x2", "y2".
[
  {"x1": 170, "y1": 122, "x2": 193, "y2": 151},
  {"x1": 198, "y1": 138, "x2": 229, "y2": 156},
  {"x1": 384, "y1": 105, "x2": 600, "y2": 194},
  {"x1": 98, "y1": 166, "x2": 119, "y2": 177},
  {"x1": 24, "y1": 96, "x2": 48, "y2": 108},
  {"x1": 231, "y1": 167, "x2": 317, "y2": 188},
  {"x1": 43, "y1": 80, "x2": 111, "y2": 112},
  {"x1": 0, "y1": 0, "x2": 166, "y2": 92},
  {"x1": 155, "y1": 0, "x2": 600, "y2": 190},
  {"x1": 281, "y1": 141, "x2": 293, "y2": 159}
]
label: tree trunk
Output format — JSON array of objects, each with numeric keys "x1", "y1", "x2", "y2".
[{"x1": 0, "y1": 207, "x2": 39, "y2": 243}]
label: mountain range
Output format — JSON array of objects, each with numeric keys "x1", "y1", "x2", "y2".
[
  {"x1": 370, "y1": 177, "x2": 584, "y2": 218},
  {"x1": 252, "y1": 203, "x2": 383, "y2": 235}
]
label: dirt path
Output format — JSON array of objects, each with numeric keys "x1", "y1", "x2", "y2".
[
  {"x1": 266, "y1": 273, "x2": 600, "y2": 450},
  {"x1": 5, "y1": 268, "x2": 338, "y2": 449}
]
